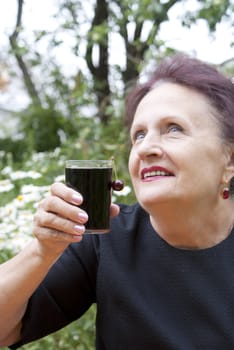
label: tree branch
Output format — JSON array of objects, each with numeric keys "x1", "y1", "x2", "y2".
[
  {"x1": 9, "y1": 0, "x2": 41, "y2": 106},
  {"x1": 219, "y1": 57, "x2": 234, "y2": 67}
]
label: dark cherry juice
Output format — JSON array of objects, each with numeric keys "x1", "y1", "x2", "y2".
[{"x1": 65, "y1": 166, "x2": 112, "y2": 233}]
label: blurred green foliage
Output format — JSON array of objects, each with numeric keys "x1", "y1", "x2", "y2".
[{"x1": 20, "y1": 105, "x2": 76, "y2": 153}]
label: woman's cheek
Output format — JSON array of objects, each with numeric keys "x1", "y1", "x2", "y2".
[{"x1": 128, "y1": 151, "x2": 135, "y2": 179}]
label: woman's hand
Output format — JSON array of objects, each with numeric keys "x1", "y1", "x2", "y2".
[{"x1": 33, "y1": 182, "x2": 119, "y2": 256}]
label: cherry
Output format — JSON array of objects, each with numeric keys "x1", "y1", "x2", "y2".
[{"x1": 112, "y1": 179, "x2": 124, "y2": 191}]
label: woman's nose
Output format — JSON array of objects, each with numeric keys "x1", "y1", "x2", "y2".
[{"x1": 137, "y1": 133, "x2": 164, "y2": 159}]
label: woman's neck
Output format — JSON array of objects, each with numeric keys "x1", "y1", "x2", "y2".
[{"x1": 148, "y1": 201, "x2": 234, "y2": 250}]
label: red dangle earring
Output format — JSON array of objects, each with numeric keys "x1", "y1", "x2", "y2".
[{"x1": 222, "y1": 187, "x2": 230, "y2": 200}]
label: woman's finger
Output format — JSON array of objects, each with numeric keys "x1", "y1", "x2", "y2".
[
  {"x1": 50, "y1": 182, "x2": 83, "y2": 205},
  {"x1": 38, "y1": 195, "x2": 88, "y2": 224},
  {"x1": 33, "y1": 225, "x2": 84, "y2": 244},
  {"x1": 34, "y1": 210, "x2": 86, "y2": 236},
  {"x1": 110, "y1": 203, "x2": 120, "y2": 218}
]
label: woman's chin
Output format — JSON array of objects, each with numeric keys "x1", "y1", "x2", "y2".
[{"x1": 137, "y1": 191, "x2": 172, "y2": 209}]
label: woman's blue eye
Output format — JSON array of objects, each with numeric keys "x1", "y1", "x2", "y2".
[
  {"x1": 134, "y1": 131, "x2": 145, "y2": 141},
  {"x1": 131, "y1": 130, "x2": 145, "y2": 144},
  {"x1": 167, "y1": 124, "x2": 183, "y2": 133}
]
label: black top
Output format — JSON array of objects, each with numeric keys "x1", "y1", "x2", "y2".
[{"x1": 11, "y1": 204, "x2": 234, "y2": 349}]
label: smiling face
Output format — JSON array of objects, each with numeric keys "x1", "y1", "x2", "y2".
[{"x1": 128, "y1": 82, "x2": 230, "y2": 212}]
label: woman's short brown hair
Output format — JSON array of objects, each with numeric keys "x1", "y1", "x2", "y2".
[{"x1": 125, "y1": 54, "x2": 234, "y2": 145}]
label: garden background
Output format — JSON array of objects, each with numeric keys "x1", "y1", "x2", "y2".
[{"x1": 0, "y1": 0, "x2": 233, "y2": 349}]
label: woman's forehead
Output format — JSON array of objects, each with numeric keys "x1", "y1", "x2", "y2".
[
  {"x1": 131, "y1": 82, "x2": 220, "y2": 132},
  {"x1": 134, "y1": 83, "x2": 211, "y2": 116}
]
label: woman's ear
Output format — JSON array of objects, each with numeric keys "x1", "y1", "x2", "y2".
[
  {"x1": 230, "y1": 177, "x2": 234, "y2": 198},
  {"x1": 224, "y1": 148, "x2": 234, "y2": 183},
  {"x1": 223, "y1": 146, "x2": 234, "y2": 184}
]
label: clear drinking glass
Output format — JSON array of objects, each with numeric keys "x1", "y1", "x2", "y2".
[{"x1": 65, "y1": 160, "x2": 113, "y2": 233}]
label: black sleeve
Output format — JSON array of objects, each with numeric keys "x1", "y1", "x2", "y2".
[{"x1": 10, "y1": 234, "x2": 99, "y2": 349}]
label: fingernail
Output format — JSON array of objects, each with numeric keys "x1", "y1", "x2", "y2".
[
  {"x1": 72, "y1": 235, "x2": 82, "y2": 241},
  {"x1": 74, "y1": 225, "x2": 85, "y2": 233},
  {"x1": 78, "y1": 212, "x2": 88, "y2": 222},
  {"x1": 72, "y1": 193, "x2": 82, "y2": 204}
]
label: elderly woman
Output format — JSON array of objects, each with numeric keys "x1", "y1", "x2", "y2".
[{"x1": 0, "y1": 55, "x2": 234, "y2": 349}]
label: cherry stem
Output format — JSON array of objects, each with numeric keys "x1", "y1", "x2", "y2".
[{"x1": 111, "y1": 156, "x2": 118, "y2": 180}]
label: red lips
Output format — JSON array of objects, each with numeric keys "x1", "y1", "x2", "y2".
[{"x1": 141, "y1": 166, "x2": 174, "y2": 180}]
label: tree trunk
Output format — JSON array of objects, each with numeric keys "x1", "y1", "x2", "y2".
[
  {"x1": 85, "y1": 0, "x2": 110, "y2": 124},
  {"x1": 9, "y1": 0, "x2": 41, "y2": 106}
]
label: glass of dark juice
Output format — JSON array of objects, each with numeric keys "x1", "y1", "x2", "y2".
[{"x1": 65, "y1": 160, "x2": 113, "y2": 233}]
